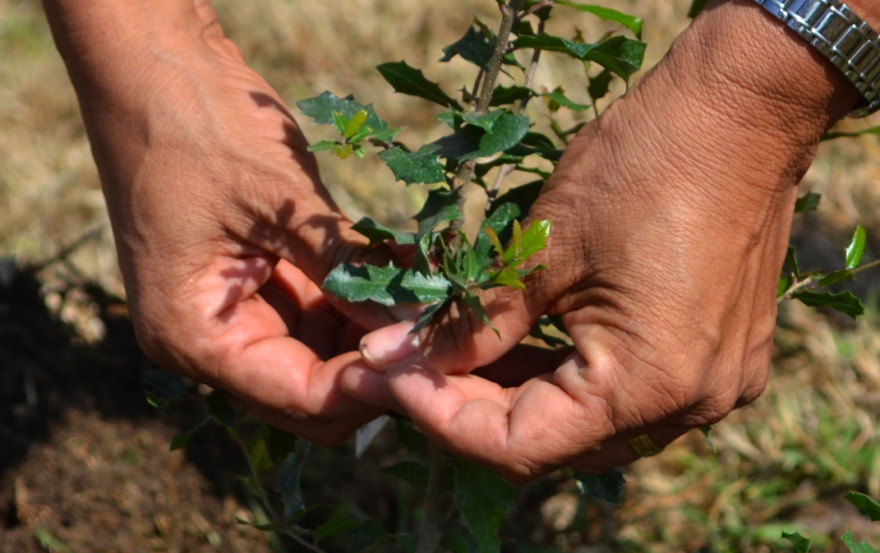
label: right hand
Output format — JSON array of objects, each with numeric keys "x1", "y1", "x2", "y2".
[{"x1": 341, "y1": 0, "x2": 861, "y2": 480}]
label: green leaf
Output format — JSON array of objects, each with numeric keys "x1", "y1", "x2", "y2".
[
  {"x1": 475, "y1": 203, "x2": 522, "y2": 266},
  {"x1": 276, "y1": 453, "x2": 305, "y2": 519},
  {"x1": 437, "y1": 107, "x2": 466, "y2": 129},
  {"x1": 490, "y1": 180, "x2": 544, "y2": 219},
  {"x1": 795, "y1": 192, "x2": 821, "y2": 213},
  {"x1": 846, "y1": 223, "x2": 867, "y2": 269},
  {"x1": 782, "y1": 531, "x2": 812, "y2": 553},
  {"x1": 169, "y1": 434, "x2": 191, "y2": 451},
  {"x1": 342, "y1": 110, "x2": 369, "y2": 139},
  {"x1": 379, "y1": 461, "x2": 430, "y2": 487},
  {"x1": 297, "y1": 91, "x2": 396, "y2": 140},
  {"x1": 377, "y1": 61, "x2": 462, "y2": 110},
  {"x1": 235, "y1": 518, "x2": 287, "y2": 533},
  {"x1": 490, "y1": 85, "x2": 533, "y2": 107},
  {"x1": 142, "y1": 370, "x2": 188, "y2": 410},
  {"x1": 554, "y1": 1, "x2": 644, "y2": 38},
  {"x1": 687, "y1": 0, "x2": 711, "y2": 17},
  {"x1": 265, "y1": 426, "x2": 298, "y2": 462},
  {"x1": 379, "y1": 145, "x2": 446, "y2": 185},
  {"x1": 332, "y1": 111, "x2": 348, "y2": 134},
  {"x1": 490, "y1": 266, "x2": 526, "y2": 290},
  {"x1": 529, "y1": 320, "x2": 569, "y2": 347},
  {"x1": 841, "y1": 529, "x2": 878, "y2": 553},
  {"x1": 206, "y1": 391, "x2": 235, "y2": 428},
  {"x1": 395, "y1": 418, "x2": 428, "y2": 455},
  {"x1": 441, "y1": 25, "x2": 495, "y2": 69},
  {"x1": 454, "y1": 460, "x2": 516, "y2": 553},
  {"x1": 822, "y1": 125, "x2": 880, "y2": 141},
  {"x1": 511, "y1": 18, "x2": 535, "y2": 36},
  {"x1": 348, "y1": 519, "x2": 388, "y2": 553},
  {"x1": 845, "y1": 492, "x2": 880, "y2": 521},
  {"x1": 588, "y1": 69, "x2": 613, "y2": 102},
  {"x1": 463, "y1": 292, "x2": 500, "y2": 338},
  {"x1": 308, "y1": 139, "x2": 341, "y2": 153},
  {"x1": 315, "y1": 505, "x2": 361, "y2": 542},
  {"x1": 351, "y1": 217, "x2": 414, "y2": 247},
  {"x1": 700, "y1": 425, "x2": 716, "y2": 452},
  {"x1": 463, "y1": 113, "x2": 532, "y2": 161},
  {"x1": 444, "y1": 527, "x2": 481, "y2": 553},
  {"x1": 413, "y1": 187, "x2": 463, "y2": 274},
  {"x1": 411, "y1": 299, "x2": 449, "y2": 333},
  {"x1": 786, "y1": 245, "x2": 801, "y2": 280},
  {"x1": 463, "y1": 110, "x2": 506, "y2": 132},
  {"x1": 793, "y1": 290, "x2": 866, "y2": 319},
  {"x1": 518, "y1": 220, "x2": 551, "y2": 262},
  {"x1": 777, "y1": 273, "x2": 794, "y2": 298},
  {"x1": 544, "y1": 89, "x2": 591, "y2": 112},
  {"x1": 573, "y1": 469, "x2": 626, "y2": 505},
  {"x1": 818, "y1": 269, "x2": 855, "y2": 287},
  {"x1": 512, "y1": 34, "x2": 646, "y2": 80},
  {"x1": 323, "y1": 263, "x2": 453, "y2": 306}
]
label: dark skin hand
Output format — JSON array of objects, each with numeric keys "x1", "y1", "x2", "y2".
[
  {"x1": 342, "y1": 0, "x2": 871, "y2": 481},
  {"x1": 41, "y1": 0, "x2": 406, "y2": 445}
]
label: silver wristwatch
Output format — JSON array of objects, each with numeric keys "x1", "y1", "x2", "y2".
[{"x1": 753, "y1": 0, "x2": 880, "y2": 117}]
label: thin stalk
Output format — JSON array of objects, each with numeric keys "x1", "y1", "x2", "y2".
[
  {"x1": 415, "y1": 444, "x2": 449, "y2": 553},
  {"x1": 487, "y1": 18, "x2": 544, "y2": 203},
  {"x1": 450, "y1": 0, "x2": 524, "y2": 242},
  {"x1": 777, "y1": 258, "x2": 880, "y2": 303}
]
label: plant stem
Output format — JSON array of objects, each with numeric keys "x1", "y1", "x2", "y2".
[
  {"x1": 487, "y1": 17, "x2": 544, "y2": 203},
  {"x1": 415, "y1": 443, "x2": 449, "y2": 553},
  {"x1": 450, "y1": 0, "x2": 524, "y2": 244},
  {"x1": 777, "y1": 258, "x2": 880, "y2": 303}
]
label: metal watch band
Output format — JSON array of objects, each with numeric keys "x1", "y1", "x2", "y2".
[{"x1": 753, "y1": 0, "x2": 880, "y2": 117}]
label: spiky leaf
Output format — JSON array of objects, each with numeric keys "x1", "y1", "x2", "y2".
[
  {"x1": 544, "y1": 89, "x2": 591, "y2": 112},
  {"x1": 323, "y1": 263, "x2": 452, "y2": 306},
  {"x1": 351, "y1": 217, "x2": 414, "y2": 247},
  {"x1": 574, "y1": 469, "x2": 626, "y2": 505},
  {"x1": 490, "y1": 85, "x2": 534, "y2": 106},
  {"x1": 793, "y1": 290, "x2": 865, "y2": 319},
  {"x1": 454, "y1": 460, "x2": 516, "y2": 553},
  {"x1": 380, "y1": 145, "x2": 446, "y2": 185},
  {"x1": 554, "y1": 1, "x2": 644, "y2": 38},
  {"x1": 513, "y1": 34, "x2": 646, "y2": 80},
  {"x1": 795, "y1": 192, "x2": 821, "y2": 213},
  {"x1": 782, "y1": 531, "x2": 812, "y2": 553},
  {"x1": 441, "y1": 25, "x2": 495, "y2": 69},
  {"x1": 845, "y1": 492, "x2": 880, "y2": 521},
  {"x1": 841, "y1": 530, "x2": 878, "y2": 553},
  {"x1": 296, "y1": 91, "x2": 392, "y2": 135},
  {"x1": 377, "y1": 61, "x2": 463, "y2": 110}
]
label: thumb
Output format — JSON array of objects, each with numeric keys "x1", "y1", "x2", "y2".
[{"x1": 358, "y1": 283, "x2": 543, "y2": 375}]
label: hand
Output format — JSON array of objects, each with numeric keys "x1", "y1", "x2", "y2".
[
  {"x1": 341, "y1": 0, "x2": 862, "y2": 479},
  {"x1": 43, "y1": 0, "x2": 396, "y2": 444}
]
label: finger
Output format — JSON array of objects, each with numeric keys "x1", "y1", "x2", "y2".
[
  {"x1": 473, "y1": 344, "x2": 574, "y2": 388},
  {"x1": 569, "y1": 427, "x2": 690, "y2": 475},
  {"x1": 341, "y1": 344, "x2": 565, "y2": 411},
  {"x1": 358, "y1": 285, "x2": 541, "y2": 375},
  {"x1": 381, "y1": 352, "x2": 620, "y2": 482},
  {"x1": 190, "y1": 263, "x2": 384, "y2": 444}
]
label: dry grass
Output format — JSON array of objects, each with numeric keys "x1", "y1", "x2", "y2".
[{"x1": 2, "y1": 0, "x2": 880, "y2": 550}]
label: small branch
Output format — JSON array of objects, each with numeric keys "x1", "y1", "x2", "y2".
[
  {"x1": 281, "y1": 529, "x2": 329, "y2": 553},
  {"x1": 523, "y1": 0, "x2": 552, "y2": 17},
  {"x1": 450, "y1": 0, "x2": 524, "y2": 244},
  {"x1": 777, "y1": 258, "x2": 880, "y2": 303},
  {"x1": 487, "y1": 18, "x2": 545, "y2": 204},
  {"x1": 415, "y1": 444, "x2": 449, "y2": 553},
  {"x1": 852, "y1": 258, "x2": 880, "y2": 276}
]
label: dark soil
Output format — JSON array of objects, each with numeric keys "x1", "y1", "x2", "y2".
[{"x1": 0, "y1": 260, "x2": 271, "y2": 552}]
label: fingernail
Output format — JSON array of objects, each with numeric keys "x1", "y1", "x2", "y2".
[
  {"x1": 389, "y1": 304, "x2": 425, "y2": 322},
  {"x1": 360, "y1": 321, "x2": 420, "y2": 370}
]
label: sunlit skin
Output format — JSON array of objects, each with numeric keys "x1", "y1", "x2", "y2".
[{"x1": 42, "y1": 0, "x2": 873, "y2": 477}]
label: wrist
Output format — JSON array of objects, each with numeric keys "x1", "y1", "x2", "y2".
[{"x1": 601, "y1": 0, "x2": 861, "y2": 199}]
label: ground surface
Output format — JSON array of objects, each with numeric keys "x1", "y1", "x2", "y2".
[{"x1": 2, "y1": 0, "x2": 880, "y2": 551}]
